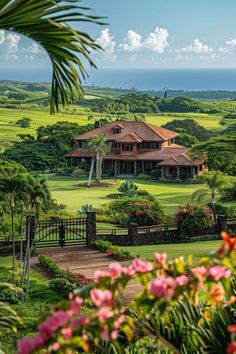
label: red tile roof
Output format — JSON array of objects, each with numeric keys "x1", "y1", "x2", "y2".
[
  {"x1": 65, "y1": 145, "x2": 189, "y2": 161},
  {"x1": 75, "y1": 121, "x2": 178, "y2": 142},
  {"x1": 158, "y1": 153, "x2": 202, "y2": 166}
]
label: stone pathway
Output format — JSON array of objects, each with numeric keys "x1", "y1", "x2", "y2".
[{"x1": 31, "y1": 246, "x2": 141, "y2": 304}]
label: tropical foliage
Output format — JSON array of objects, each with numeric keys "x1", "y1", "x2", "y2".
[
  {"x1": 118, "y1": 180, "x2": 139, "y2": 197},
  {"x1": 88, "y1": 135, "x2": 110, "y2": 185},
  {"x1": 0, "y1": 0, "x2": 103, "y2": 113},
  {"x1": 4, "y1": 122, "x2": 93, "y2": 172},
  {"x1": 192, "y1": 171, "x2": 231, "y2": 220},
  {"x1": 17, "y1": 233, "x2": 236, "y2": 354},
  {"x1": 175, "y1": 203, "x2": 212, "y2": 235}
]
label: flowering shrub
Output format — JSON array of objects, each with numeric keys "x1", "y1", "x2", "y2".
[
  {"x1": 109, "y1": 197, "x2": 164, "y2": 226},
  {"x1": 18, "y1": 232, "x2": 236, "y2": 354},
  {"x1": 91, "y1": 240, "x2": 133, "y2": 260},
  {"x1": 175, "y1": 203, "x2": 212, "y2": 235},
  {"x1": 38, "y1": 255, "x2": 91, "y2": 288}
]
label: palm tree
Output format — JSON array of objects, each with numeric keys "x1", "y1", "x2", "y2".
[
  {"x1": 19, "y1": 174, "x2": 52, "y2": 298},
  {"x1": 118, "y1": 180, "x2": 139, "y2": 197},
  {"x1": 192, "y1": 171, "x2": 231, "y2": 220},
  {"x1": 0, "y1": 0, "x2": 103, "y2": 114},
  {"x1": 88, "y1": 135, "x2": 110, "y2": 185},
  {"x1": 0, "y1": 175, "x2": 28, "y2": 285}
]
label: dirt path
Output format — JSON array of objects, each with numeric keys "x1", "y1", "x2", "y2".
[{"x1": 32, "y1": 246, "x2": 141, "y2": 304}]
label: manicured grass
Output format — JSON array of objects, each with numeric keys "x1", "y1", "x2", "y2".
[
  {"x1": 47, "y1": 175, "x2": 202, "y2": 215},
  {"x1": 122, "y1": 240, "x2": 222, "y2": 260},
  {"x1": 146, "y1": 112, "x2": 223, "y2": 130}
]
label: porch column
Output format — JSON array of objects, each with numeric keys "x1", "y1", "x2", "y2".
[
  {"x1": 177, "y1": 166, "x2": 180, "y2": 179},
  {"x1": 141, "y1": 161, "x2": 145, "y2": 173},
  {"x1": 161, "y1": 167, "x2": 165, "y2": 179},
  {"x1": 134, "y1": 161, "x2": 137, "y2": 176},
  {"x1": 114, "y1": 161, "x2": 117, "y2": 177}
]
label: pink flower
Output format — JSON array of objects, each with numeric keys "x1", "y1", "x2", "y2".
[
  {"x1": 17, "y1": 337, "x2": 37, "y2": 354},
  {"x1": 100, "y1": 326, "x2": 110, "y2": 341},
  {"x1": 192, "y1": 267, "x2": 207, "y2": 279},
  {"x1": 206, "y1": 266, "x2": 231, "y2": 281},
  {"x1": 111, "y1": 330, "x2": 118, "y2": 340},
  {"x1": 69, "y1": 296, "x2": 83, "y2": 315},
  {"x1": 176, "y1": 275, "x2": 189, "y2": 286},
  {"x1": 149, "y1": 276, "x2": 177, "y2": 300},
  {"x1": 122, "y1": 265, "x2": 136, "y2": 276},
  {"x1": 50, "y1": 343, "x2": 60, "y2": 351},
  {"x1": 38, "y1": 311, "x2": 70, "y2": 341},
  {"x1": 132, "y1": 259, "x2": 153, "y2": 273},
  {"x1": 96, "y1": 307, "x2": 113, "y2": 322},
  {"x1": 61, "y1": 327, "x2": 72, "y2": 340},
  {"x1": 90, "y1": 289, "x2": 113, "y2": 307},
  {"x1": 71, "y1": 315, "x2": 89, "y2": 329},
  {"x1": 154, "y1": 253, "x2": 167, "y2": 267},
  {"x1": 109, "y1": 262, "x2": 123, "y2": 278},
  {"x1": 94, "y1": 270, "x2": 110, "y2": 282},
  {"x1": 114, "y1": 314, "x2": 126, "y2": 329}
]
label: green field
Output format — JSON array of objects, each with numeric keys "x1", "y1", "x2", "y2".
[
  {"x1": 47, "y1": 175, "x2": 202, "y2": 214},
  {"x1": 122, "y1": 240, "x2": 221, "y2": 260},
  {"x1": 0, "y1": 106, "x2": 223, "y2": 146}
]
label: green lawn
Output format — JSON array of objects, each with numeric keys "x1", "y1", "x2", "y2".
[
  {"x1": 122, "y1": 240, "x2": 222, "y2": 260},
  {"x1": 47, "y1": 175, "x2": 202, "y2": 215}
]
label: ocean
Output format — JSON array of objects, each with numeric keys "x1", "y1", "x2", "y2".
[{"x1": 1, "y1": 68, "x2": 236, "y2": 91}]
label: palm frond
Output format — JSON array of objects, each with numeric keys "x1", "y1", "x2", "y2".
[{"x1": 0, "y1": 0, "x2": 105, "y2": 113}]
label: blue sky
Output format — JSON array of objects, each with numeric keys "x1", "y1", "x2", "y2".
[{"x1": 1, "y1": 0, "x2": 236, "y2": 69}]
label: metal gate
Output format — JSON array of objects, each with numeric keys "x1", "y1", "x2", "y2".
[{"x1": 34, "y1": 217, "x2": 87, "y2": 248}]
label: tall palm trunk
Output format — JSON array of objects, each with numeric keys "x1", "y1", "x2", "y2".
[
  {"x1": 212, "y1": 192, "x2": 217, "y2": 221},
  {"x1": 10, "y1": 199, "x2": 15, "y2": 286},
  {"x1": 19, "y1": 201, "x2": 24, "y2": 279},
  {"x1": 99, "y1": 157, "x2": 103, "y2": 184},
  {"x1": 96, "y1": 152, "x2": 100, "y2": 183},
  {"x1": 88, "y1": 157, "x2": 95, "y2": 186}
]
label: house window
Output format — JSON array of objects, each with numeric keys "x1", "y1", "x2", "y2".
[
  {"x1": 112, "y1": 128, "x2": 121, "y2": 134},
  {"x1": 109, "y1": 141, "x2": 118, "y2": 149},
  {"x1": 78, "y1": 141, "x2": 88, "y2": 148},
  {"x1": 122, "y1": 144, "x2": 133, "y2": 152},
  {"x1": 139, "y1": 142, "x2": 158, "y2": 149}
]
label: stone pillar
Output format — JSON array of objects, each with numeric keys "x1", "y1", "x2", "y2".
[
  {"x1": 128, "y1": 223, "x2": 139, "y2": 246},
  {"x1": 86, "y1": 211, "x2": 97, "y2": 247},
  {"x1": 217, "y1": 215, "x2": 227, "y2": 233}
]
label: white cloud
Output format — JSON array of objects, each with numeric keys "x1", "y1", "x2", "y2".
[
  {"x1": 0, "y1": 30, "x2": 5, "y2": 45},
  {"x1": 219, "y1": 39, "x2": 236, "y2": 53},
  {"x1": 120, "y1": 30, "x2": 143, "y2": 52},
  {"x1": 177, "y1": 39, "x2": 213, "y2": 54},
  {"x1": 96, "y1": 28, "x2": 115, "y2": 53},
  {"x1": 143, "y1": 27, "x2": 169, "y2": 53},
  {"x1": 96, "y1": 28, "x2": 116, "y2": 61},
  {"x1": 6, "y1": 33, "x2": 21, "y2": 52},
  {"x1": 120, "y1": 27, "x2": 169, "y2": 53}
]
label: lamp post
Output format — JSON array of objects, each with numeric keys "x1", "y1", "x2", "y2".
[{"x1": 10, "y1": 197, "x2": 15, "y2": 286}]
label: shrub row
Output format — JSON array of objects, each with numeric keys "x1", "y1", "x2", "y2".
[
  {"x1": 90, "y1": 240, "x2": 134, "y2": 260},
  {"x1": 38, "y1": 255, "x2": 91, "y2": 298}
]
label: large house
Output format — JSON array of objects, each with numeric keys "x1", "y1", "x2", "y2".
[{"x1": 65, "y1": 121, "x2": 206, "y2": 179}]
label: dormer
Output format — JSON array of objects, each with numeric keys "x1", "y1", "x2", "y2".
[{"x1": 112, "y1": 123, "x2": 124, "y2": 134}]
